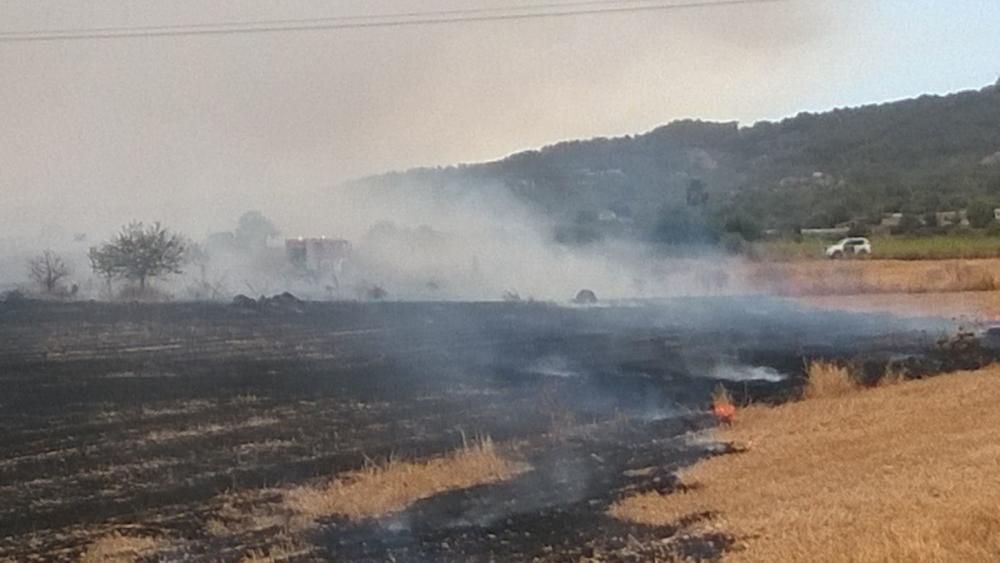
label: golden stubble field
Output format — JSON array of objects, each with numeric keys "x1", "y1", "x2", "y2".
[
  {"x1": 735, "y1": 257, "x2": 1000, "y2": 320},
  {"x1": 612, "y1": 363, "x2": 1000, "y2": 563},
  {"x1": 747, "y1": 257, "x2": 1000, "y2": 296},
  {"x1": 800, "y1": 291, "x2": 1000, "y2": 320}
]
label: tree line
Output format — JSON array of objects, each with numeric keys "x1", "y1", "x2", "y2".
[
  {"x1": 23, "y1": 212, "x2": 281, "y2": 299},
  {"x1": 26, "y1": 222, "x2": 187, "y2": 298}
]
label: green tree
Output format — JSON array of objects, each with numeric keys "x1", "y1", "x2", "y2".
[
  {"x1": 90, "y1": 222, "x2": 187, "y2": 293},
  {"x1": 967, "y1": 201, "x2": 996, "y2": 229}
]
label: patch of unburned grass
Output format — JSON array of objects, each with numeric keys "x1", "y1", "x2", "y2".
[
  {"x1": 611, "y1": 365, "x2": 1000, "y2": 562},
  {"x1": 234, "y1": 439, "x2": 295, "y2": 456},
  {"x1": 284, "y1": 436, "x2": 528, "y2": 520},
  {"x1": 750, "y1": 258, "x2": 1000, "y2": 296},
  {"x1": 80, "y1": 532, "x2": 163, "y2": 563},
  {"x1": 239, "y1": 537, "x2": 311, "y2": 562},
  {"x1": 206, "y1": 489, "x2": 301, "y2": 537},
  {"x1": 140, "y1": 399, "x2": 213, "y2": 418},
  {"x1": 142, "y1": 416, "x2": 278, "y2": 443},
  {"x1": 198, "y1": 437, "x2": 527, "y2": 560},
  {"x1": 233, "y1": 393, "x2": 261, "y2": 405},
  {"x1": 803, "y1": 361, "x2": 858, "y2": 400},
  {"x1": 801, "y1": 290, "x2": 1000, "y2": 320}
]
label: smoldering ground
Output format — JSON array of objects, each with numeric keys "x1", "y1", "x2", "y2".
[{"x1": 0, "y1": 295, "x2": 961, "y2": 560}]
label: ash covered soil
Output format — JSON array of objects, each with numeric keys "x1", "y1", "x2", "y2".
[{"x1": 0, "y1": 298, "x2": 962, "y2": 561}]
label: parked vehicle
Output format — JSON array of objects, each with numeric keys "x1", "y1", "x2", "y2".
[{"x1": 825, "y1": 237, "x2": 872, "y2": 259}]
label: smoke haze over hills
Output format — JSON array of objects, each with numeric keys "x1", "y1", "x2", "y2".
[{"x1": 4, "y1": 0, "x2": 999, "y2": 243}]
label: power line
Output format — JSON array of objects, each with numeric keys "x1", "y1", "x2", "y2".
[
  {"x1": 0, "y1": 0, "x2": 788, "y2": 43},
  {"x1": 1, "y1": 0, "x2": 672, "y2": 36}
]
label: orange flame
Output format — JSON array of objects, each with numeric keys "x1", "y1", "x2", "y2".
[{"x1": 712, "y1": 401, "x2": 736, "y2": 425}]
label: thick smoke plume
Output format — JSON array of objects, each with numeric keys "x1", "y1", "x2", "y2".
[{"x1": 154, "y1": 178, "x2": 746, "y2": 302}]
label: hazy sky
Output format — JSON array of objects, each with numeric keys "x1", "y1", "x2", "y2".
[{"x1": 1, "y1": 0, "x2": 999, "y2": 241}]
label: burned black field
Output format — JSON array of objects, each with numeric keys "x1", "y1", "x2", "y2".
[{"x1": 0, "y1": 298, "x2": 961, "y2": 561}]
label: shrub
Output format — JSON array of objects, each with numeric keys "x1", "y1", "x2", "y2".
[
  {"x1": 804, "y1": 361, "x2": 859, "y2": 400},
  {"x1": 879, "y1": 365, "x2": 907, "y2": 387},
  {"x1": 1, "y1": 289, "x2": 27, "y2": 304}
]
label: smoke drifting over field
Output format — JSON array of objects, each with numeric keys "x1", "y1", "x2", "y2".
[
  {"x1": 0, "y1": 163, "x2": 748, "y2": 301},
  {"x1": 169, "y1": 171, "x2": 751, "y2": 303},
  {"x1": 0, "y1": 0, "x2": 884, "y2": 244},
  {"x1": 325, "y1": 181, "x2": 740, "y2": 301}
]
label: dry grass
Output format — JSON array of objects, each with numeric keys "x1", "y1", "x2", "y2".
[
  {"x1": 750, "y1": 258, "x2": 1000, "y2": 296},
  {"x1": 879, "y1": 364, "x2": 907, "y2": 387},
  {"x1": 803, "y1": 361, "x2": 858, "y2": 400},
  {"x1": 233, "y1": 393, "x2": 261, "y2": 405},
  {"x1": 205, "y1": 489, "x2": 308, "y2": 538},
  {"x1": 80, "y1": 532, "x2": 163, "y2": 563},
  {"x1": 199, "y1": 438, "x2": 526, "y2": 559},
  {"x1": 285, "y1": 437, "x2": 528, "y2": 520},
  {"x1": 801, "y1": 290, "x2": 1000, "y2": 321},
  {"x1": 239, "y1": 537, "x2": 311, "y2": 562},
  {"x1": 611, "y1": 364, "x2": 1000, "y2": 562},
  {"x1": 142, "y1": 416, "x2": 278, "y2": 443}
]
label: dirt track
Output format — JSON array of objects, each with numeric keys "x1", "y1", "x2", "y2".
[{"x1": 0, "y1": 299, "x2": 957, "y2": 561}]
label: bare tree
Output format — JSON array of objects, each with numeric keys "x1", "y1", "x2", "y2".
[
  {"x1": 184, "y1": 243, "x2": 229, "y2": 300},
  {"x1": 29, "y1": 250, "x2": 70, "y2": 294}
]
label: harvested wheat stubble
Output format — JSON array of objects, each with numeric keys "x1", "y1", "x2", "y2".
[
  {"x1": 612, "y1": 364, "x2": 1000, "y2": 562},
  {"x1": 801, "y1": 290, "x2": 1000, "y2": 321},
  {"x1": 80, "y1": 531, "x2": 163, "y2": 563},
  {"x1": 285, "y1": 437, "x2": 529, "y2": 521},
  {"x1": 238, "y1": 536, "x2": 311, "y2": 563},
  {"x1": 751, "y1": 258, "x2": 1000, "y2": 296}
]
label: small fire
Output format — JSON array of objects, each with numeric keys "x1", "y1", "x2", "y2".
[
  {"x1": 712, "y1": 385, "x2": 736, "y2": 426},
  {"x1": 713, "y1": 402, "x2": 736, "y2": 425}
]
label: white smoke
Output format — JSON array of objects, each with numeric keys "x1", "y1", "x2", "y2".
[{"x1": 709, "y1": 363, "x2": 786, "y2": 383}]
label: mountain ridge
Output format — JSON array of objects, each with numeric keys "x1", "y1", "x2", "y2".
[{"x1": 349, "y1": 81, "x2": 1000, "y2": 243}]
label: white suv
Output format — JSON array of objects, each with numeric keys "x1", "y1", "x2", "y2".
[{"x1": 825, "y1": 237, "x2": 871, "y2": 259}]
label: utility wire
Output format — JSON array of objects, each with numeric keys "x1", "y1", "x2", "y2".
[
  {"x1": 1, "y1": 0, "x2": 678, "y2": 35},
  {"x1": 0, "y1": 0, "x2": 788, "y2": 43}
]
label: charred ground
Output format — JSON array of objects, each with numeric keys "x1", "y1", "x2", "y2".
[{"x1": 0, "y1": 298, "x2": 965, "y2": 561}]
